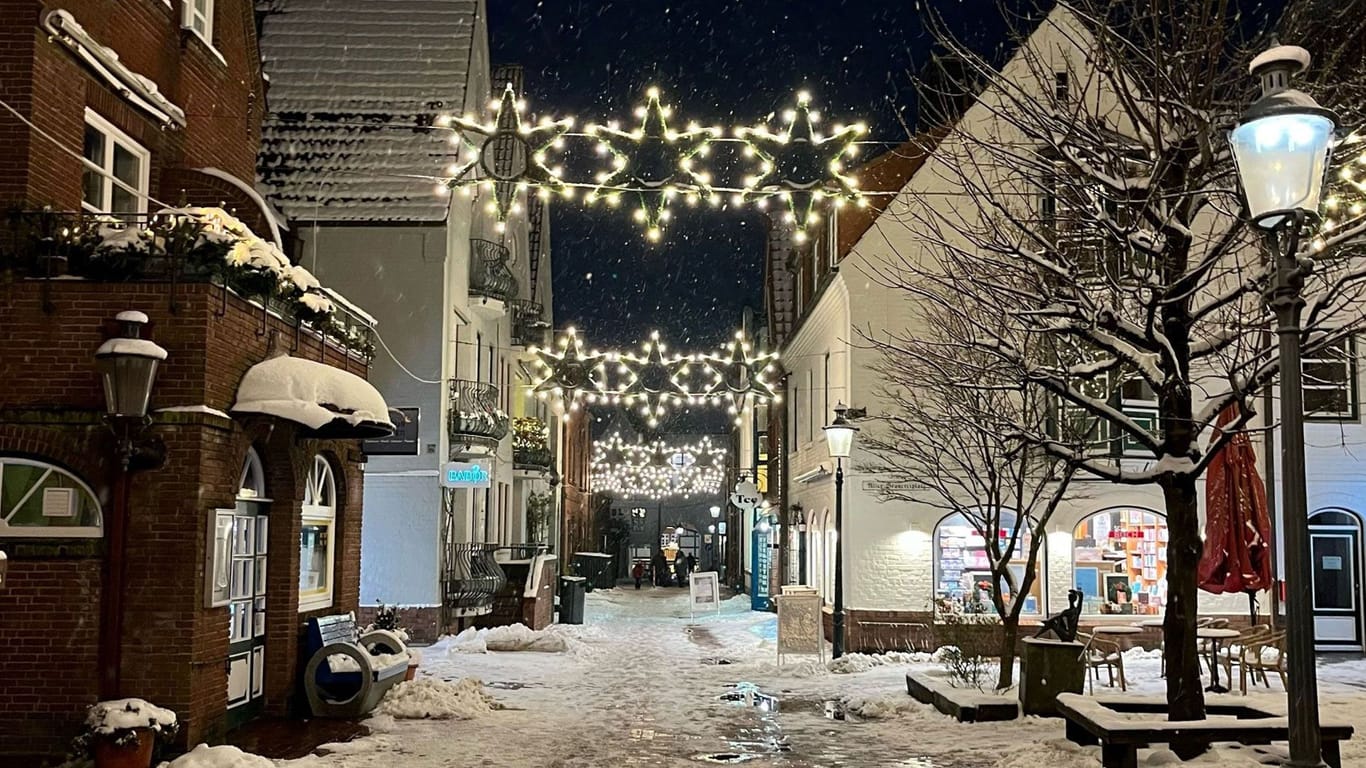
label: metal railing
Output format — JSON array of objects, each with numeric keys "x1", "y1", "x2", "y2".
[
  {"x1": 512, "y1": 415, "x2": 552, "y2": 469},
  {"x1": 497, "y1": 543, "x2": 550, "y2": 561},
  {"x1": 511, "y1": 299, "x2": 548, "y2": 347},
  {"x1": 469, "y1": 239, "x2": 517, "y2": 303},
  {"x1": 441, "y1": 543, "x2": 506, "y2": 612},
  {"x1": 448, "y1": 379, "x2": 509, "y2": 446}
]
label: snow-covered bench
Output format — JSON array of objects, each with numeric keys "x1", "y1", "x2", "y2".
[
  {"x1": 1057, "y1": 693, "x2": 1352, "y2": 768},
  {"x1": 302, "y1": 613, "x2": 409, "y2": 718}
]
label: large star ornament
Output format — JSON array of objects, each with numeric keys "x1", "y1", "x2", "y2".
[
  {"x1": 706, "y1": 332, "x2": 778, "y2": 422},
  {"x1": 531, "y1": 329, "x2": 604, "y2": 410},
  {"x1": 621, "y1": 332, "x2": 692, "y2": 427},
  {"x1": 448, "y1": 84, "x2": 573, "y2": 228},
  {"x1": 586, "y1": 87, "x2": 720, "y2": 242},
  {"x1": 735, "y1": 91, "x2": 867, "y2": 242}
]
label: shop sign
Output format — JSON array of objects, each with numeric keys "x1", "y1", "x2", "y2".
[
  {"x1": 363, "y1": 407, "x2": 420, "y2": 455},
  {"x1": 731, "y1": 480, "x2": 760, "y2": 512},
  {"x1": 1108, "y1": 530, "x2": 1146, "y2": 540},
  {"x1": 690, "y1": 571, "x2": 721, "y2": 617},
  {"x1": 441, "y1": 461, "x2": 491, "y2": 488},
  {"x1": 751, "y1": 527, "x2": 772, "y2": 611}
]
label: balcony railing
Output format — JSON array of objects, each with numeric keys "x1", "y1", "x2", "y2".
[
  {"x1": 496, "y1": 543, "x2": 550, "y2": 562},
  {"x1": 449, "y1": 379, "x2": 509, "y2": 451},
  {"x1": 512, "y1": 416, "x2": 552, "y2": 469},
  {"x1": 469, "y1": 239, "x2": 517, "y2": 304},
  {"x1": 511, "y1": 300, "x2": 549, "y2": 348},
  {"x1": 441, "y1": 543, "x2": 506, "y2": 614}
]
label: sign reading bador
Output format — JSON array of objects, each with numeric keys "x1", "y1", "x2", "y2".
[{"x1": 441, "y1": 461, "x2": 491, "y2": 488}]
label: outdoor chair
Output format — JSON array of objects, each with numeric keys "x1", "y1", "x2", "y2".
[
  {"x1": 1238, "y1": 630, "x2": 1287, "y2": 694},
  {"x1": 1217, "y1": 624, "x2": 1271, "y2": 682},
  {"x1": 1078, "y1": 632, "x2": 1127, "y2": 693}
]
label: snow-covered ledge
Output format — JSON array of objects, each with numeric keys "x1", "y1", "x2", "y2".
[
  {"x1": 42, "y1": 10, "x2": 186, "y2": 127},
  {"x1": 232, "y1": 354, "x2": 394, "y2": 439}
]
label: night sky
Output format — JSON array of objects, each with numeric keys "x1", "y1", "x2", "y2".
[{"x1": 487, "y1": 0, "x2": 1021, "y2": 352}]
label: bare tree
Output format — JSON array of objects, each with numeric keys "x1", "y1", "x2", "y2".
[
  {"x1": 862, "y1": 307, "x2": 1088, "y2": 691},
  {"x1": 862, "y1": 0, "x2": 1366, "y2": 723}
]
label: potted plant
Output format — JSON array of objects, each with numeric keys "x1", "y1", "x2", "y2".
[
  {"x1": 366, "y1": 603, "x2": 420, "y2": 680},
  {"x1": 72, "y1": 698, "x2": 178, "y2": 768}
]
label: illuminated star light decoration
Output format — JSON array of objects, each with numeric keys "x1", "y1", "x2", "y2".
[
  {"x1": 529, "y1": 327, "x2": 605, "y2": 418},
  {"x1": 707, "y1": 330, "x2": 779, "y2": 424},
  {"x1": 1316, "y1": 134, "x2": 1366, "y2": 252},
  {"x1": 528, "y1": 329, "x2": 780, "y2": 424},
  {"x1": 590, "y1": 432, "x2": 728, "y2": 499},
  {"x1": 735, "y1": 90, "x2": 867, "y2": 242},
  {"x1": 442, "y1": 83, "x2": 574, "y2": 230},
  {"x1": 585, "y1": 87, "x2": 721, "y2": 242}
]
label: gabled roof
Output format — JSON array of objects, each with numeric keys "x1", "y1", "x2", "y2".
[
  {"x1": 257, "y1": 0, "x2": 480, "y2": 223},
  {"x1": 836, "y1": 134, "x2": 941, "y2": 259}
]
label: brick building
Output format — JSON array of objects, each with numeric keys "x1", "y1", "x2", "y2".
[{"x1": 0, "y1": 1, "x2": 389, "y2": 759}]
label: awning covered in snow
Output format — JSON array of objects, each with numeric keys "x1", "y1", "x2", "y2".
[{"x1": 231, "y1": 355, "x2": 394, "y2": 439}]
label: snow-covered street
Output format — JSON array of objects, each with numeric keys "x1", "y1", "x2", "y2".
[{"x1": 256, "y1": 589, "x2": 1366, "y2": 768}]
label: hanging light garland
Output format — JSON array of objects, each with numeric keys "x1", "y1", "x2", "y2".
[
  {"x1": 434, "y1": 87, "x2": 876, "y2": 243},
  {"x1": 1316, "y1": 134, "x2": 1366, "y2": 251},
  {"x1": 590, "y1": 432, "x2": 728, "y2": 499},
  {"x1": 528, "y1": 329, "x2": 779, "y2": 426}
]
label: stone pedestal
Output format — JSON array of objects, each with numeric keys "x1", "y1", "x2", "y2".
[{"x1": 1020, "y1": 637, "x2": 1085, "y2": 717}]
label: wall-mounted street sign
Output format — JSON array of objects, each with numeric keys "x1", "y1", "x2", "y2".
[
  {"x1": 441, "y1": 461, "x2": 491, "y2": 488},
  {"x1": 363, "y1": 407, "x2": 420, "y2": 455},
  {"x1": 731, "y1": 480, "x2": 760, "y2": 512}
]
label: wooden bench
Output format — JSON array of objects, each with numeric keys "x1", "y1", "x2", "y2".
[
  {"x1": 1057, "y1": 693, "x2": 1352, "y2": 768},
  {"x1": 302, "y1": 613, "x2": 410, "y2": 718}
]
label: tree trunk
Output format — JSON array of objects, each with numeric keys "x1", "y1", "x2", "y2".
[
  {"x1": 1162, "y1": 474, "x2": 1206, "y2": 727},
  {"x1": 997, "y1": 614, "x2": 1020, "y2": 691}
]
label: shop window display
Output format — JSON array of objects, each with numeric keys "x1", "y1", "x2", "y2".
[
  {"x1": 1073, "y1": 508, "x2": 1167, "y2": 615},
  {"x1": 934, "y1": 511, "x2": 1043, "y2": 616}
]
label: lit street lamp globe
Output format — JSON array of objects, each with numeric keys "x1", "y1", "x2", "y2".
[
  {"x1": 1229, "y1": 45, "x2": 1337, "y2": 230},
  {"x1": 823, "y1": 402, "x2": 859, "y2": 459}
]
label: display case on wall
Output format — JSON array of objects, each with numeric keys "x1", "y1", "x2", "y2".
[
  {"x1": 1074, "y1": 509, "x2": 1167, "y2": 615},
  {"x1": 936, "y1": 516, "x2": 1042, "y2": 615}
]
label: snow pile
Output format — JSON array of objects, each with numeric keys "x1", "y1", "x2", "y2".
[
  {"x1": 993, "y1": 739, "x2": 1100, "y2": 768},
  {"x1": 840, "y1": 693, "x2": 920, "y2": 720},
  {"x1": 446, "y1": 624, "x2": 575, "y2": 654},
  {"x1": 157, "y1": 744, "x2": 272, "y2": 768},
  {"x1": 86, "y1": 698, "x2": 177, "y2": 735},
  {"x1": 327, "y1": 649, "x2": 408, "y2": 673},
  {"x1": 374, "y1": 678, "x2": 499, "y2": 720},
  {"x1": 828, "y1": 650, "x2": 932, "y2": 674},
  {"x1": 231, "y1": 355, "x2": 392, "y2": 431},
  {"x1": 1122, "y1": 646, "x2": 1163, "y2": 662}
]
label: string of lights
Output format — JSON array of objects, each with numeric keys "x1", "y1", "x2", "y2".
[
  {"x1": 590, "y1": 432, "x2": 727, "y2": 500},
  {"x1": 529, "y1": 328, "x2": 779, "y2": 427},
  {"x1": 434, "y1": 86, "x2": 870, "y2": 243}
]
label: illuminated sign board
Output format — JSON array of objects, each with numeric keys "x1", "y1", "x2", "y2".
[{"x1": 441, "y1": 461, "x2": 491, "y2": 488}]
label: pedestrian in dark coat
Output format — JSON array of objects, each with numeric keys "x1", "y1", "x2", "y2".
[{"x1": 632, "y1": 561, "x2": 645, "y2": 590}]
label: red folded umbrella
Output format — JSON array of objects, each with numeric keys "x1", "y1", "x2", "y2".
[{"x1": 1199, "y1": 404, "x2": 1274, "y2": 614}]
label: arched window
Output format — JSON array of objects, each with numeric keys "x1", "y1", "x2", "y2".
[
  {"x1": 0, "y1": 456, "x2": 102, "y2": 537},
  {"x1": 823, "y1": 510, "x2": 837, "y2": 606},
  {"x1": 1073, "y1": 508, "x2": 1167, "y2": 615},
  {"x1": 238, "y1": 447, "x2": 267, "y2": 501},
  {"x1": 933, "y1": 510, "x2": 1044, "y2": 617},
  {"x1": 298, "y1": 455, "x2": 337, "y2": 612}
]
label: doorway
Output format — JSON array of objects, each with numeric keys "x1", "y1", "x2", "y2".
[
  {"x1": 227, "y1": 449, "x2": 270, "y2": 728},
  {"x1": 1309, "y1": 509, "x2": 1364, "y2": 651}
]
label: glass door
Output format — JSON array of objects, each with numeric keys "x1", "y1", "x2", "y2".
[
  {"x1": 1311, "y1": 527, "x2": 1362, "y2": 649},
  {"x1": 226, "y1": 500, "x2": 269, "y2": 727}
]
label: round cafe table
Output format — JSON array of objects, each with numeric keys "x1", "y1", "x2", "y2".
[
  {"x1": 1197, "y1": 627, "x2": 1240, "y2": 693},
  {"x1": 1093, "y1": 624, "x2": 1143, "y2": 651}
]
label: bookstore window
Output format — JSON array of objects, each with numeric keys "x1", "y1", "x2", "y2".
[
  {"x1": 1073, "y1": 508, "x2": 1167, "y2": 615},
  {"x1": 933, "y1": 511, "x2": 1044, "y2": 617}
]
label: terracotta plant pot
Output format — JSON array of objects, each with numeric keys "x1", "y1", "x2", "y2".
[
  {"x1": 92, "y1": 728, "x2": 155, "y2": 768},
  {"x1": 404, "y1": 662, "x2": 419, "y2": 682}
]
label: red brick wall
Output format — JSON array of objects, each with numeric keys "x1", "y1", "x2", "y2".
[
  {"x1": 0, "y1": 0, "x2": 264, "y2": 210},
  {"x1": 0, "y1": 282, "x2": 370, "y2": 756}
]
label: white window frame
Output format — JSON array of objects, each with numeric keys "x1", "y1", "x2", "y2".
[
  {"x1": 238, "y1": 447, "x2": 270, "y2": 501},
  {"x1": 0, "y1": 457, "x2": 103, "y2": 538},
  {"x1": 81, "y1": 109, "x2": 150, "y2": 215},
  {"x1": 298, "y1": 455, "x2": 337, "y2": 612},
  {"x1": 1304, "y1": 335, "x2": 1358, "y2": 421},
  {"x1": 182, "y1": 0, "x2": 214, "y2": 46}
]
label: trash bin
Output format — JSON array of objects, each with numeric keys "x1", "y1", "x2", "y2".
[
  {"x1": 558, "y1": 576, "x2": 587, "y2": 624},
  {"x1": 572, "y1": 552, "x2": 615, "y2": 591}
]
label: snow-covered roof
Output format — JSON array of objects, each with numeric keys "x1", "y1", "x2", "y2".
[
  {"x1": 42, "y1": 10, "x2": 186, "y2": 127},
  {"x1": 256, "y1": 0, "x2": 480, "y2": 222},
  {"x1": 232, "y1": 355, "x2": 394, "y2": 438}
]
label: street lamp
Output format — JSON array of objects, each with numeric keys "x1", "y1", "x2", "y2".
[
  {"x1": 823, "y1": 402, "x2": 858, "y2": 659},
  {"x1": 710, "y1": 505, "x2": 721, "y2": 519},
  {"x1": 1231, "y1": 44, "x2": 1337, "y2": 768}
]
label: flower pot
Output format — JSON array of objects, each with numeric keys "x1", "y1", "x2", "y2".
[
  {"x1": 92, "y1": 728, "x2": 155, "y2": 768},
  {"x1": 404, "y1": 662, "x2": 419, "y2": 682}
]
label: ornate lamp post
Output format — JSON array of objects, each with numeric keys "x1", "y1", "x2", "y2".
[
  {"x1": 823, "y1": 402, "x2": 858, "y2": 659},
  {"x1": 93, "y1": 310, "x2": 166, "y2": 697},
  {"x1": 1230, "y1": 44, "x2": 1337, "y2": 768}
]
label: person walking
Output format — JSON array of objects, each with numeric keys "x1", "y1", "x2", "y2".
[
  {"x1": 685, "y1": 552, "x2": 697, "y2": 575},
  {"x1": 674, "y1": 550, "x2": 688, "y2": 587},
  {"x1": 632, "y1": 561, "x2": 645, "y2": 590}
]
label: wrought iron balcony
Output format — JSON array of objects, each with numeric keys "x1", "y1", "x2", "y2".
[
  {"x1": 496, "y1": 543, "x2": 550, "y2": 562},
  {"x1": 469, "y1": 238, "x2": 518, "y2": 304},
  {"x1": 511, "y1": 300, "x2": 549, "y2": 348},
  {"x1": 449, "y1": 379, "x2": 509, "y2": 451},
  {"x1": 512, "y1": 416, "x2": 552, "y2": 469},
  {"x1": 441, "y1": 543, "x2": 506, "y2": 614}
]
